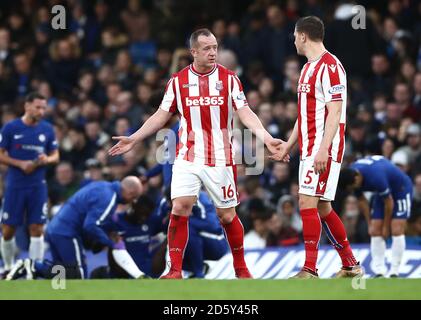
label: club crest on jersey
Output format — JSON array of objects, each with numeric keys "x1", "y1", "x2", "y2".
[
  {"x1": 38, "y1": 134, "x2": 46, "y2": 142},
  {"x1": 39, "y1": 134, "x2": 46, "y2": 142},
  {"x1": 215, "y1": 80, "x2": 224, "y2": 91}
]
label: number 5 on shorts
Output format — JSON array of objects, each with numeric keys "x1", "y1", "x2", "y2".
[
  {"x1": 222, "y1": 184, "x2": 235, "y2": 199},
  {"x1": 305, "y1": 170, "x2": 313, "y2": 184}
]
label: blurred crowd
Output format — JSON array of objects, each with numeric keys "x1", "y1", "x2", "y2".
[{"x1": 0, "y1": 0, "x2": 421, "y2": 249}]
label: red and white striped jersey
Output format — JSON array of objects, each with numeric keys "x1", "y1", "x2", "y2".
[
  {"x1": 159, "y1": 63, "x2": 248, "y2": 166},
  {"x1": 297, "y1": 51, "x2": 347, "y2": 163}
]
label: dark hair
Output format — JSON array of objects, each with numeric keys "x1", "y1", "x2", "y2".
[
  {"x1": 189, "y1": 28, "x2": 213, "y2": 48},
  {"x1": 295, "y1": 16, "x2": 324, "y2": 42},
  {"x1": 25, "y1": 92, "x2": 46, "y2": 103},
  {"x1": 338, "y1": 168, "x2": 358, "y2": 190},
  {"x1": 132, "y1": 195, "x2": 156, "y2": 221}
]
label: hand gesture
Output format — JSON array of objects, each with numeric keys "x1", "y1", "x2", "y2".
[
  {"x1": 19, "y1": 160, "x2": 37, "y2": 174},
  {"x1": 268, "y1": 140, "x2": 290, "y2": 162},
  {"x1": 108, "y1": 136, "x2": 136, "y2": 156}
]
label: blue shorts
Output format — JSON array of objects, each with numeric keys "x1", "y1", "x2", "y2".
[
  {"x1": 183, "y1": 229, "x2": 228, "y2": 277},
  {"x1": 45, "y1": 231, "x2": 88, "y2": 279},
  {"x1": 371, "y1": 186, "x2": 413, "y2": 220},
  {"x1": 1, "y1": 184, "x2": 48, "y2": 226}
]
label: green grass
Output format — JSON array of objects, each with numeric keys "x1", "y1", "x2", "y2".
[{"x1": 0, "y1": 279, "x2": 420, "y2": 300}]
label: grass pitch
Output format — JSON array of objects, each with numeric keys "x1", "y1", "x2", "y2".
[{"x1": 0, "y1": 279, "x2": 420, "y2": 300}]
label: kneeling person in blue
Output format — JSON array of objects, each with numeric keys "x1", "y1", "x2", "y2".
[
  {"x1": 339, "y1": 155, "x2": 413, "y2": 277},
  {"x1": 92, "y1": 190, "x2": 229, "y2": 279},
  {"x1": 6, "y1": 176, "x2": 145, "y2": 280}
]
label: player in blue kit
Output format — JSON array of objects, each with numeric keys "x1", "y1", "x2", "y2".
[
  {"x1": 339, "y1": 155, "x2": 413, "y2": 277},
  {"x1": 92, "y1": 190, "x2": 228, "y2": 279},
  {"x1": 6, "y1": 176, "x2": 145, "y2": 280},
  {"x1": 0, "y1": 92, "x2": 59, "y2": 277}
]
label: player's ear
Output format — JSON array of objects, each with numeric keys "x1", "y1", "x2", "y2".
[
  {"x1": 190, "y1": 47, "x2": 196, "y2": 57},
  {"x1": 300, "y1": 32, "x2": 306, "y2": 43}
]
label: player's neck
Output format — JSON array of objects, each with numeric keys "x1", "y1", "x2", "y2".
[
  {"x1": 305, "y1": 43, "x2": 327, "y2": 63},
  {"x1": 192, "y1": 62, "x2": 215, "y2": 74},
  {"x1": 21, "y1": 115, "x2": 38, "y2": 126}
]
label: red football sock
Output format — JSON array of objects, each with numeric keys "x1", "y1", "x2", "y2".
[
  {"x1": 222, "y1": 215, "x2": 247, "y2": 270},
  {"x1": 321, "y1": 210, "x2": 358, "y2": 267},
  {"x1": 300, "y1": 208, "x2": 322, "y2": 273},
  {"x1": 167, "y1": 214, "x2": 189, "y2": 271}
]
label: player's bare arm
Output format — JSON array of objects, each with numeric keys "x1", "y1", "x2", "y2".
[
  {"x1": 313, "y1": 100, "x2": 342, "y2": 174},
  {"x1": 109, "y1": 108, "x2": 173, "y2": 156},
  {"x1": 0, "y1": 148, "x2": 36, "y2": 174},
  {"x1": 35, "y1": 149, "x2": 60, "y2": 166},
  {"x1": 236, "y1": 106, "x2": 285, "y2": 157}
]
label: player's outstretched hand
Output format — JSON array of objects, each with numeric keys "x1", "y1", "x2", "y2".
[{"x1": 108, "y1": 136, "x2": 136, "y2": 156}]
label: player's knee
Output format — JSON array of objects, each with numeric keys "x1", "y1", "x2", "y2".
[
  {"x1": 216, "y1": 208, "x2": 235, "y2": 224},
  {"x1": 391, "y1": 222, "x2": 406, "y2": 236},
  {"x1": 369, "y1": 226, "x2": 382, "y2": 237},
  {"x1": 29, "y1": 224, "x2": 44, "y2": 237},
  {"x1": 171, "y1": 201, "x2": 192, "y2": 216},
  {"x1": 298, "y1": 197, "x2": 314, "y2": 209},
  {"x1": 1, "y1": 225, "x2": 16, "y2": 240}
]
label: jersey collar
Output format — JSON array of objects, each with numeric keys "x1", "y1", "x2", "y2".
[{"x1": 189, "y1": 63, "x2": 217, "y2": 77}]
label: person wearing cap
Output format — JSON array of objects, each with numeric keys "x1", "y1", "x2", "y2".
[
  {"x1": 79, "y1": 158, "x2": 104, "y2": 187},
  {"x1": 391, "y1": 150, "x2": 410, "y2": 173},
  {"x1": 339, "y1": 155, "x2": 413, "y2": 277},
  {"x1": 396, "y1": 123, "x2": 421, "y2": 167}
]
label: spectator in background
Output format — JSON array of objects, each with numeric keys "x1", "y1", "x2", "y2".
[
  {"x1": 325, "y1": 2, "x2": 383, "y2": 78},
  {"x1": 366, "y1": 53, "x2": 393, "y2": 98},
  {"x1": 345, "y1": 119, "x2": 370, "y2": 159},
  {"x1": 107, "y1": 155, "x2": 128, "y2": 180},
  {"x1": 341, "y1": 195, "x2": 369, "y2": 244},
  {"x1": 11, "y1": 51, "x2": 35, "y2": 99},
  {"x1": 46, "y1": 38, "x2": 81, "y2": 95},
  {"x1": 80, "y1": 158, "x2": 104, "y2": 187},
  {"x1": 267, "y1": 162, "x2": 291, "y2": 205},
  {"x1": 61, "y1": 126, "x2": 95, "y2": 171},
  {"x1": 0, "y1": 27, "x2": 13, "y2": 67},
  {"x1": 282, "y1": 56, "x2": 300, "y2": 93},
  {"x1": 277, "y1": 194, "x2": 302, "y2": 233},
  {"x1": 396, "y1": 124, "x2": 421, "y2": 170},
  {"x1": 49, "y1": 161, "x2": 79, "y2": 206},
  {"x1": 391, "y1": 149, "x2": 410, "y2": 174},
  {"x1": 261, "y1": 5, "x2": 295, "y2": 80},
  {"x1": 413, "y1": 72, "x2": 421, "y2": 110},
  {"x1": 244, "y1": 199, "x2": 273, "y2": 249},
  {"x1": 394, "y1": 82, "x2": 421, "y2": 122}
]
